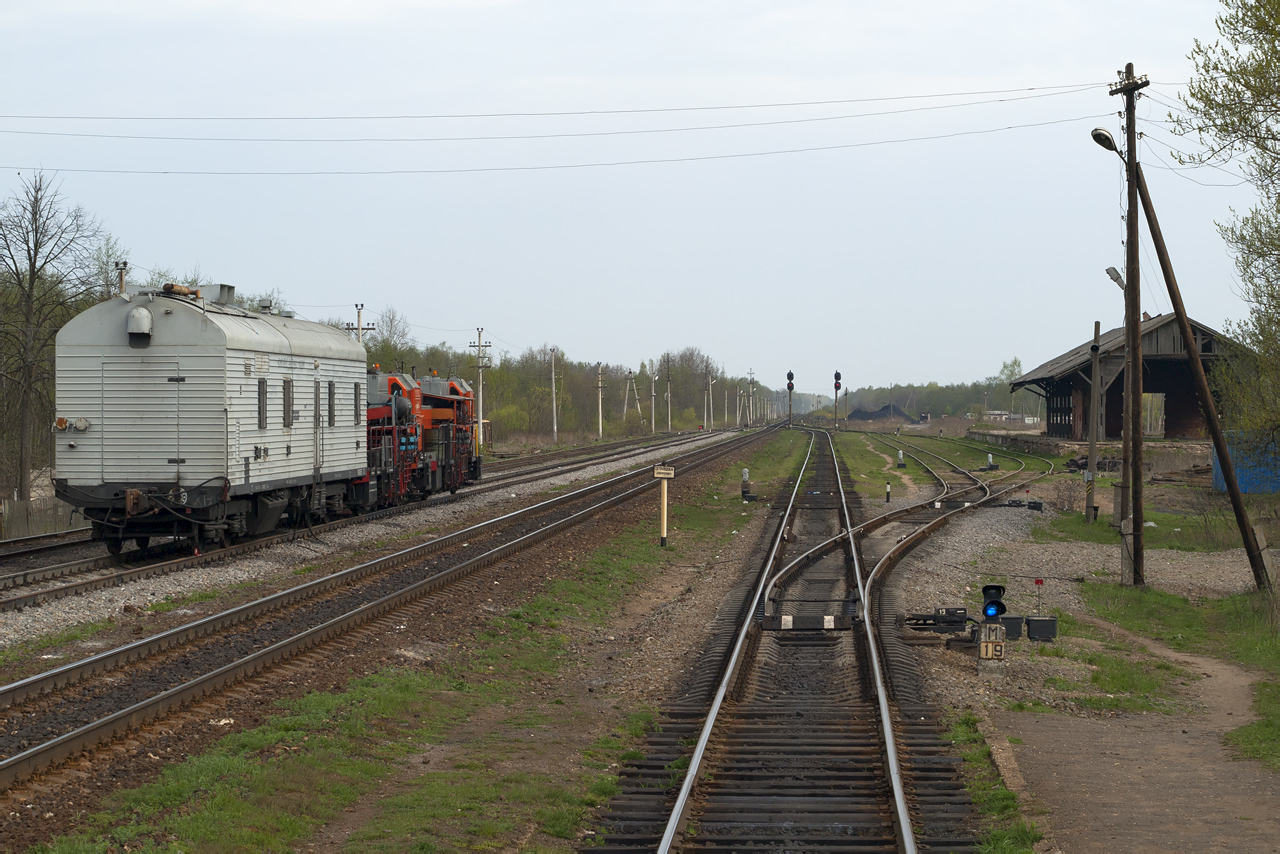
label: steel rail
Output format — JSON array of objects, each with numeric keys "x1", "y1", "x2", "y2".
[
  {"x1": 0, "y1": 428, "x2": 766, "y2": 715},
  {"x1": 0, "y1": 430, "x2": 724, "y2": 608},
  {"x1": 759, "y1": 438, "x2": 956, "y2": 611},
  {"x1": 655, "y1": 430, "x2": 815, "y2": 854},
  {"x1": 0, "y1": 426, "x2": 776, "y2": 789}
]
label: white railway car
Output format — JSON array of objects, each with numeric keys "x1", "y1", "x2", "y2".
[{"x1": 53, "y1": 284, "x2": 368, "y2": 552}]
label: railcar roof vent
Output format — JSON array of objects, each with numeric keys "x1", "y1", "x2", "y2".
[
  {"x1": 126, "y1": 306, "x2": 153, "y2": 349},
  {"x1": 214, "y1": 283, "x2": 236, "y2": 305},
  {"x1": 258, "y1": 298, "x2": 273, "y2": 313}
]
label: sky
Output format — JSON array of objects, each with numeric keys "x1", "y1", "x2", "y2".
[{"x1": 0, "y1": 0, "x2": 1254, "y2": 398}]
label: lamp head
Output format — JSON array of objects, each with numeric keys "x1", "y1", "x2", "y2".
[{"x1": 1091, "y1": 127, "x2": 1118, "y2": 153}]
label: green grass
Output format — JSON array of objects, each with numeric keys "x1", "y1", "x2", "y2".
[
  {"x1": 37, "y1": 429, "x2": 807, "y2": 852},
  {"x1": 1031, "y1": 510, "x2": 1239, "y2": 552},
  {"x1": 1084, "y1": 582, "x2": 1280, "y2": 768},
  {"x1": 946, "y1": 711, "x2": 1042, "y2": 852},
  {"x1": 831, "y1": 432, "x2": 930, "y2": 490},
  {"x1": 0, "y1": 619, "x2": 113, "y2": 668}
]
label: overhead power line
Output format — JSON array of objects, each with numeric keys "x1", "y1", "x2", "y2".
[
  {"x1": 0, "y1": 112, "x2": 1111, "y2": 176},
  {"x1": 0, "y1": 87, "x2": 1097, "y2": 144},
  {"x1": 0, "y1": 82, "x2": 1109, "y2": 122}
]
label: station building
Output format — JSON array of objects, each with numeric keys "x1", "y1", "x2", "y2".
[{"x1": 1009, "y1": 313, "x2": 1225, "y2": 442}]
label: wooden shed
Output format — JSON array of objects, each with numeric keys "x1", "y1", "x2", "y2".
[{"x1": 1010, "y1": 314, "x2": 1224, "y2": 441}]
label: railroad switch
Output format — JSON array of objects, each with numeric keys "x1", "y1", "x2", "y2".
[{"x1": 761, "y1": 613, "x2": 854, "y2": 631}]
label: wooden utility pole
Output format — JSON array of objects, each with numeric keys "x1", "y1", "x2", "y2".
[
  {"x1": 1135, "y1": 163, "x2": 1272, "y2": 591},
  {"x1": 1111, "y1": 62, "x2": 1149, "y2": 585},
  {"x1": 1087, "y1": 321, "x2": 1101, "y2": 523}
]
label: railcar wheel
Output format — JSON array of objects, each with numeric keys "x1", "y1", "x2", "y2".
[
  {"x1": 133, "y1": 536, "x2": 150, "y2": 550},
  {"x1": 105, "y1": 538, "x2": 123, "y2": 556}
]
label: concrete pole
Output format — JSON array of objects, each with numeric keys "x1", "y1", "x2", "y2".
[
  {"x1": 651, "y1": 374, "x2": 656, "y2": 434},
  {"x1": 597, "y1": 362, "x2": 603, "y2": 439},
  {"x1": 710, "y1": 377, "x2": 716, "y2": 430},
  {"x1": 550, "y1": 347, "x2": 558, "y2": 445},
  {"x1": 666, "y1": 354, "x2": 672, "y2": 433},
  {"x1": 1087, "y1": 321, "x2": 1101, "y2": 523},
  {"x1": 356, "y1": 304, "x2": 364, "y2": 344}
]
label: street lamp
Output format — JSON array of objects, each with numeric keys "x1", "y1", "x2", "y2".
[{"x1": 1092, "y1": 121, "x2": 1144, "y2": 585}]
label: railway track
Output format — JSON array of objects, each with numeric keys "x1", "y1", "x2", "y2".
[
  {"x1": 0, "y1": 429, "x2": 721, "y2": 610},
  {"x1": 0, "y1": 424, "x2": 776, "y2": 793},
  {"x1": 587, "y1": 428, "x2": 1051, "y2": 852}
]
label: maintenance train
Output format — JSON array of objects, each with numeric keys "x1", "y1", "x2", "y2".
[{"x1": 52, "y1": 283, "x2": 480, "y2": 553}]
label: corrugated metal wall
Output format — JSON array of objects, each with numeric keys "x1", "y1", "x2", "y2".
[{"x1": 1212, "y1": 441, "x2": 1280, "y2": 494}]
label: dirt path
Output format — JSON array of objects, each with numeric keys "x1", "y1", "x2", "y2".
[
  {"x1": 861, "y1": 436, "x2": 917, "y2": 489},
  {"x1": 990, "y1": 614, "x2": 1280, "y2": 853}
]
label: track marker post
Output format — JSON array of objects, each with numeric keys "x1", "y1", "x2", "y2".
[{"x1": 654, "y1": 464, "x2": 675, "y2": 546}]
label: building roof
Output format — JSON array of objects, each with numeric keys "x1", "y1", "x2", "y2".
[{"x1": 1010, "y1": 313, "x2": 1224, "y2": 391}]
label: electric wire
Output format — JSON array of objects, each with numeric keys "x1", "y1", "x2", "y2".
[
  {"x1": 0, "y1": 82, "x2": 1112, "y2": 122},
  {"x1": 0, "y1": 112, "x2": 1112, "y2": 176},
  {"x1": 0, "y1": 88, "x2": 1100, "y2": 144}
]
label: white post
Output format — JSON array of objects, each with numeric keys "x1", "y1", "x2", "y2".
[
  {"x1": 660, "y1": 478, "x2": 669, "y2": 546},
  {"x1": 550, "y1": 347, "x2": 558, "y2": 445},
  {"x1": 597, "y1": 362, "x2": 603, "y2": 439},
  {"x1": 651, "y1": 374, "x2": 656, "y2": 434},
  {"x1": 709, "y1": 377, "x2": 716, "y2": 430}
]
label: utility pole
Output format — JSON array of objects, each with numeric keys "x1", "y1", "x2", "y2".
[
  {"x1": 1135, "y1": 161, "x2": 1272, "y2": 591},
  {"x1": 550, "y1": 347, "x2": 558, "y2": 445},
  {"x1": 748, "y1": 370, "x2": 755, "y2": 425},
  {"x1": 709, "y1": 376, "x2": 716, "y2": 429},
  {"x1": 1111, "y1": 61, "x2": 1149, "y2": 585},
  {"x1": 348, "y1": 304, "x2": 375, "y2": 345},
  {"x1": 470, "y1": 328, "x2": 491, "y2": 456},
  {"x1": 724, "y1": 386, "x2": 728, "y2": 429},
  {"x1": 665, "y1": 353, "x2": 672, "y2": 433},
  {"x1": 651, "y1": 373, "x2": 656, "y2": 434},
  {"x1": 597, "y1": 362, "x2": 604, "y2": 439},
  {"x1": 631, "y1": 371, "x2": 642, "y2": 418},
  {"x1": 114, "y1": 260, "x2": 128, "y2": 297},
  {"x1": 1087, "y1": 321, "x2": 1101, "y2": 523}
]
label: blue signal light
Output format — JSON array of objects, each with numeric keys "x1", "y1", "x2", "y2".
[{"x1": 984, "y1": 603, "x2": 1000, "y2": 618}]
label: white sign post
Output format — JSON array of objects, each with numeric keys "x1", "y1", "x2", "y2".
[{"x1": 654, "y1": 465, "x2": 675, "y2": 546}]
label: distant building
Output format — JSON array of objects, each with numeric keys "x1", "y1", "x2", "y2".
[{"x1": 1010, "y1": 314, "x2": 1224, "y2": 441}]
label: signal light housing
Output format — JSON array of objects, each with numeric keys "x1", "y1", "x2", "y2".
[
  {"x1": 981, "y1": 584, "x2": 1007, "y2": 622},
  {"x1": 834, "y1": 381, "x2": 841, "y2": 391},
  {"x1": 787, "y1": 370, "x2": 794, "y2": 382},
  {"x1": 787, "y1": 382, "x2": 794, "y2": 391}
]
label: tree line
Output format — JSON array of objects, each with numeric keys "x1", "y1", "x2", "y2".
[{"x1": 360, "y1": 316, "x2": 778, "y2": 443}]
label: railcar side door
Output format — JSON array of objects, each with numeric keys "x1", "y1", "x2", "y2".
[{"x1": 102, "y1": 358, "x2": 180, "y2": 483}]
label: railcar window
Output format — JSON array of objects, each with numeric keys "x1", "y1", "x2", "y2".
[
  {"x1": 354, "y1": 382, "x2": 361, "y2": 425},
  {"x1": 283, "y1": 378, "x2": 294, "y2": 428},
  {"x1": 328, "y1": 381, "x2": 336, "y2": 427},
  {"x1": 257, "y1": 379, "x2": 267, "y2": 429}
]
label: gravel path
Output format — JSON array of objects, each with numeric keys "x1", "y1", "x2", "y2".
[{"x1": 0, "y1": 433, "x2": 733, "y2": 650}]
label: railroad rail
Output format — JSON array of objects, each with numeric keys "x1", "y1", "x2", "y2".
[
  {"x1": 0, "y1": 424, "x2": 776, "y2": 792},
  {"x1": 0, "y1": 429, "x2": 719, "y2": 608},
  {"x1": 589, "y1": 428, "x2": 1052, "y2": 852}
]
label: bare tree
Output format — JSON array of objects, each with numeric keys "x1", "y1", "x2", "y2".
[{"x1": 0, "y1": 173, "x2": 102, "y2": 499}]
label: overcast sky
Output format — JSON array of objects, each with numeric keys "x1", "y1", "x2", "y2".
[{"x1": 0, "y1": 0, "x2": 1250, "y2": 396}]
